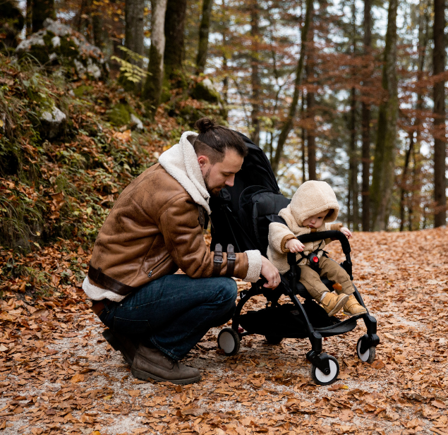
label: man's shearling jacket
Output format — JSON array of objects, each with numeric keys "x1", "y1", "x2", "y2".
[
  {"x1": 83, "y1": 132, "x2": 262, "y2": 302},
  {"x1": 267, "y1": 180, "x2": 343, "y2": 274}
]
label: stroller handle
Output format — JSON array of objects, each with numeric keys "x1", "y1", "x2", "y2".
[{"x1": 295, "y1": 230, "x2": 351, "y2": 257}]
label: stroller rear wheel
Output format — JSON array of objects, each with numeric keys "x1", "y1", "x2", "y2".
[
  {"x1": 310, "y1": 355, "x2": 339, "y2": 385},
  {"x1": 357, "y1": 336, "x2": 376, "y2": 363},
  {"x1": 218, "y1": 328, "x2": 240, "y2": 356}
]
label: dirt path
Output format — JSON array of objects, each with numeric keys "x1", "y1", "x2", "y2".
[{"x1": 1, "y1": 228, "x2": 448, "y2": 434}]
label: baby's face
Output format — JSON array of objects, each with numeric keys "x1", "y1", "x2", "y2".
[{"x1": 302, "y1": 211, "x2": 328, "y2": 229}]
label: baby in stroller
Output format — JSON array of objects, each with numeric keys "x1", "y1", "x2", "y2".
[{"x1": 267, "y1": 180, "x2": 366, "y2": 317}]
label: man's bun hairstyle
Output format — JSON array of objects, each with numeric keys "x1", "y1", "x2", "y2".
[
  {"x1": 193, "y1": 117, "x2": 248, "y2": 163},
  {"x1": 195, "y1": 117, "x2": 217, "y2": 133}
]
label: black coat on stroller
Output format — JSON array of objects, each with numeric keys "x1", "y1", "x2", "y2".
[{"x1": 210, "y1": 133, "x2": 380, "y2": 385}]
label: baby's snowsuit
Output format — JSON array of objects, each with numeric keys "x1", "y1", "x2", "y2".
[{"x1": 267, "y1": 181, "x2": 355, "y2": 301}]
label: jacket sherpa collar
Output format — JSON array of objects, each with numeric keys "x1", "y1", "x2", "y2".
[{"x1": 158, "y1": 131, "x2": 211, "y2": 215}]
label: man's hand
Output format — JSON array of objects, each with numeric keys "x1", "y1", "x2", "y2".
[
  {"x1": 285, "y1": 239, "x2": 305, "y2": 253},
  {"x1": 340, "y1": 227, "x2": 352, "y2": 239},
  {"x1": 260, "y1": 256, "x2": 280, "y2": 288}
]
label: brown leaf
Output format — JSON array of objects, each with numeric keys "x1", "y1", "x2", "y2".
[
  {"x1": 371, "y1": 360, "x2": 385, "y2": 370},
  {"x1": 70, "y1": 373, "x2": 85, "y2": 383},
  {"x1": 432, "y1": 400, "x2": 447, "y2": 409}
]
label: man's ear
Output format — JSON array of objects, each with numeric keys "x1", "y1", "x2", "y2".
[{"x1": 197, "y1": 155, "x2": 210, "y2": 169}]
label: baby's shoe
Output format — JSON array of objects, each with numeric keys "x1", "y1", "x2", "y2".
[
  {"x1": 343, "y1": 295, "x2": 367, "y2": 316},
  {"x1": 320, "y1": 292, "x2": 349, "y2": 317}
]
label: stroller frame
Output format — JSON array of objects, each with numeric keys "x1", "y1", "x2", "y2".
[{"x1": 218, "y1": 230, "x2": 380, "y2": 385}]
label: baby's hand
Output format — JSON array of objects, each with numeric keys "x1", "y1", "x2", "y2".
[
  {"x1": 286, "y1": 239, "x2": 305, "y2": 253},
  {"x1": 340, "y1": 227, "x2": 352, "y2": 239}
]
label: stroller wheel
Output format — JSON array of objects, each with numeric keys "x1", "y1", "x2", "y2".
[
  {"x1": 218, "y1": 328, "x2": 240, "y2": 356},
  {"x1": 310, "y1": 355, "x2": 339, "y2": 385},
  {"x1": 357, "y1": 337, "x2": 376, "y2": 363},
  {"x1": 264, "y1": 335, "x2": 283, "y2": 345}
]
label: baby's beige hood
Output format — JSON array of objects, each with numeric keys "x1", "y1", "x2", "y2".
[{"x1": 289, "y1": 180, "x2": 339, "y2": 226}]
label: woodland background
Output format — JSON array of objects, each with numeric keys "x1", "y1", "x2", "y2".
[{"x1": 0, "y1": 0, "x2": 448, "y2": 434}]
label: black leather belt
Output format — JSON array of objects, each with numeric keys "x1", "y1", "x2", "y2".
[{"x1": 88, "y1": 264, "x2": 134, "y2": 296}]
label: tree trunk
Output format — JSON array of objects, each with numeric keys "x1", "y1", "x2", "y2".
[
  {"x1": 26, "y1": 0, "x2": 32, "y2": 36},
  {"x1": 301, "y1": 90, "x2": 307, "y2": 183},
  {"x1": 348, "y1": 1, "x2": 358, "y2": 230},
  {"x1": 433, "y1": 0, "x2": 446, "y2": 227},
  {"x1": 164, "y1": 0, "x2": 187, "y2": 81},
  {"x1": 369, "y1": 0, "x2": 398, "y2": 231},
  {"x1": 125, "y1": 0, "x2": 145, "y2": 65},
  {"x1": 196, "y1": 0, "x2": 214, "y2": 74},
  {"x1": 410, "y1": 5, "x2": 430, "y2": 231},
  {"x1": 143, "y1": 0, "x2": 168, "y2": 117},
  {"x1": 250, "y1": 0, "x2": 261, "y2": 146},
  {"x1": 399, "y1": 132, "x2": 414, "y2": 231},
  {"x1": 361, "y1": 0, "x2": 371, "y2": 231},
  {"x1": 348, "y1": 86, "x2": 358, "y2": 230},
  {"x1": 272, "y1": 0, "x2": 312, "y2": 174},
  {"x1": 92, "y1": 3, "x2": 105, "y2": 49},
  {"x1": 306, "y1": 78, "x2": 316, "y2": 180},
  {"x1": 32, "y1": 0, "x2": 55, "y2": 32}
]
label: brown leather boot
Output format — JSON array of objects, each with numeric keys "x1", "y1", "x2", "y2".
[
  {"x1": 131, "y1": 344, "x2": 201, "y2": 385},
  {"x1": 343, "y1": 295, "x2": 367, "y2": 316},
  {"x1": 320, "y1": 292, "x2": 349, "y2": 317},
  {"x1": 102, "y1": 329, "x2": 138, "y2": 366}
]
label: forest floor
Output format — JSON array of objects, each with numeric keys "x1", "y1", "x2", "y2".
[{"x1": 1, "y1": 227, "x2": 448, "y2": 435}]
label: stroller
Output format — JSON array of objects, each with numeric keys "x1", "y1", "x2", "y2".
[{"x1": 209, "y1": 134, "x2": 380, "y2": 385}]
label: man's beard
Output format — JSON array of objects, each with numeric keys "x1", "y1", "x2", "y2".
[{"x1": 204, "y1": 167, "x2": 225, "y2": 197}]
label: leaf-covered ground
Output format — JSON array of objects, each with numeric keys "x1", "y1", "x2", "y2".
[{"x1": 1, "y1": 227, "x2": 448, "y2": 435}]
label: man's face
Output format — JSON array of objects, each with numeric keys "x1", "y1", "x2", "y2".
[
  {"x1": 302, "y1": 211, "x2": 328, "y2": 229},
  {"x1": 198, "y1": 148, "x2": 244, "y2": 196}
]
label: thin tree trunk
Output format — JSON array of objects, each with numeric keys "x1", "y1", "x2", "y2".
[
  {"x1": 306, "y1": 80, "x2": 316, "y2": 180},
  {"x1": 92, "y1": 3, "x2": 104, "y2": 49},
  {"x1": 370, "y1": 0, "x2": 398, "y2": 231},
  {"x1": 399, "y1": 132, "x2": 414, "y2": 231},
  {"x1": 164, "y1": 0, "x2": 187, "y2": 81},
  {"x1": 361, "y1": 0, "x2": 371, "y2": 232},
  {"x1": 433, "y1": 0, "x2": 446, "y2": 227},
  {"x1": 196, "y1": 0, "x2": 214, "y2": 74},
  {"x1": 250, "y1": 0, "x2": 261, "y2": 146},
  {"x1": 125, "y1": 0, "x2": 145, "y2": 65},
  {"x1": 26, "y1": 0, "x2": 32, "y2": 36},
  {"x1": 143, "y1": 0, "x2": 168, "y2": 117},
  {"x1": 348, "y1": 0, "x2": 358, "y2": 231},
  {"x1": 271, "y1": 0, "x2": 312, "y2": 174},
  {"x1": 301, "y1": 90, "x2": 307, "y2": 183},
  {"x1": 32, "y1": 0, "x2": 55, "y2": 32},
  {"x1": 411, "y1": 5, "x2": 430, "y2": 231},
  {"x1": 349, "y1": 86, "x2": 358, "y2": 230}
]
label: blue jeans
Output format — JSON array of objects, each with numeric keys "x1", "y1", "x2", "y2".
[{"x1": 99, "y1": 274, "x2": 238, "y2": 361}]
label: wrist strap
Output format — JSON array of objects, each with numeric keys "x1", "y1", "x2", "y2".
[{"x1": 226, "y1": 244, "x2": 236, "y2": 277}]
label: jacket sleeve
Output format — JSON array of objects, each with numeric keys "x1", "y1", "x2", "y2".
[
  {"x1": 158, "y1": 195, "x2": 261, "y2": 281},
  {"x1": 268, "y1": 222, "x2": 301, "y2": 254}
]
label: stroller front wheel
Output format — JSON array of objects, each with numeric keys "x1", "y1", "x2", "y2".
[
  {"x1": 357, "y1": 337, "x2": 376, "y2": 363},
  {"x1": 218, "y1": 328, "x2": 240, "y2": 356},
  {"x1": 310, "y1": 355, "x2": 339, "y2": 385}
]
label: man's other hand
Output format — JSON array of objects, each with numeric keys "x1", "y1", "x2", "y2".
[{"x1": 260, "y1": 256, "x2": 280, "y2": 288}]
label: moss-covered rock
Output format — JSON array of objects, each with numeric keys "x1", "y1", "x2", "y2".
[
  {"x1": 16, "y1": 18, "x2": 108, "y2": 80},
  {"x1": 107, "y1": 103, "x2": 134, "y2": 127},
  {"x1": 190, "y1": 78, "x2": 221, "y2": 104}
]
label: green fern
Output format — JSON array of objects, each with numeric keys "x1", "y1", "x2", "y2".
[{"x1": 111, "y1": 47, "x2": 151, "y2": 84}]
